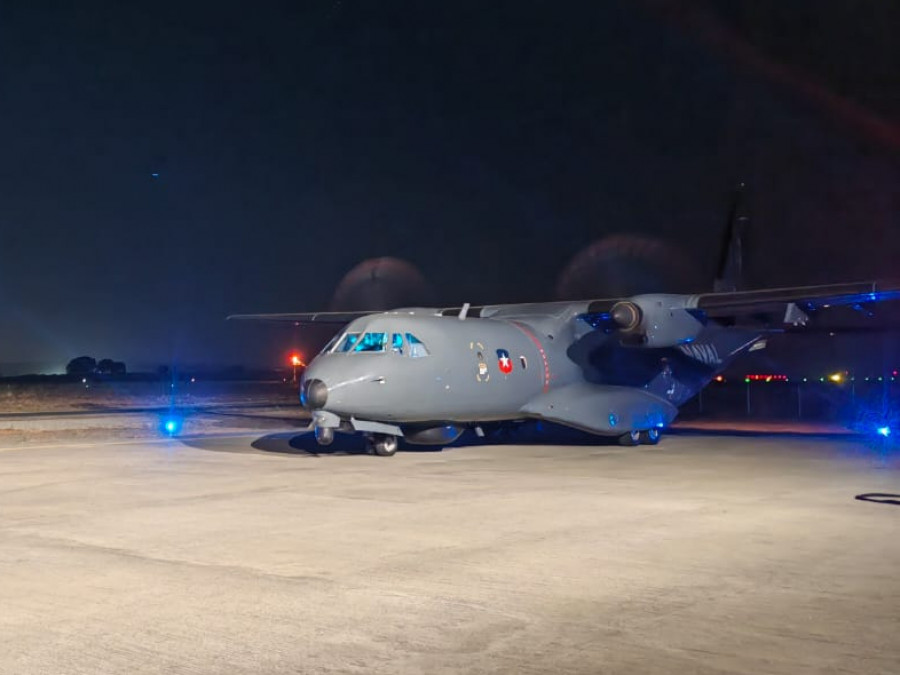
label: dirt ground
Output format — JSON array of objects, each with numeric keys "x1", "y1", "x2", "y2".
[{"x1": 0, "y1": 380, "x2": 298, "y2": 414}]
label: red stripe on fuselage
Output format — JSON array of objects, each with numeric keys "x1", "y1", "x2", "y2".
[{"x1": 511, "y1": 322, "x2": 551, "y2": 394}]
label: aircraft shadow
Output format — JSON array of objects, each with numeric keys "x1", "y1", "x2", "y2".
[
  {"x1": 179, "y1": 419, "x2": 684, "y2": 458},
  {"x1": 178, "y1": 419, "x2": 874, "y2": 458},
  {"x1": 456, "y1": 422, "x2": 621, "y2": 447},
  {"x1": 252, "y1": 432, "x2": 375, "y2": 456},
  {"x1": 241, "y1": 422, "x2": 621, "y2": 457},
  {"x1": 855, "y1": 493, "x2": 900, "y2": 506}
]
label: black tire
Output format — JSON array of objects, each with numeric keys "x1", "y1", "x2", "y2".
[
  {"x1": 618, "y1": 430, "x2": 641, "y2": 446},
  {"x1": 639, "y1": 428, "x2": 661, "y2": 445},
  {"x1": 371, "y1": 434, "x2": 399, "y2": 457}
]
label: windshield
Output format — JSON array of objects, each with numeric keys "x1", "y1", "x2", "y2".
[
  {"x1": 320, "y1": 332, "x2": 342, "y2": 355},
  {"x1": 333, "y1": 332, "x2": 360, "y2": 353},
  {"x1": 406, "y1": 333, "x2": 429, "y2": 358},
  {"x1": 391, "y1": 333, "x2": 405, "y2": 355},
  {"x1": 352, "y1": 332, "x2": 388, "y2": 353},
  {"x1": 330, "y1": 330, "x2": 426, "y2": 356}
]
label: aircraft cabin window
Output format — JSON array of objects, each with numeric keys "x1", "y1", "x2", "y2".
[
  {"x1": 405, "y1": 333, "x2": 429, "y2": 358},
  {"x1": 335, "y1": 333, "x2": 361, "y2": 353},
  {"x1": 391, "y1": 333, "x2": 405, "y2": 355},
  {"x1": 353, "y1": 332, "x2": 388, "y2": 353}
]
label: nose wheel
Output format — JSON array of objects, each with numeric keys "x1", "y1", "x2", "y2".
[
  {"x1": 618, "y1": 430, "x2": 642, "y2": 446},
  {"x1": 367, "y1": 434, "x2": 399, "y2": 457}
]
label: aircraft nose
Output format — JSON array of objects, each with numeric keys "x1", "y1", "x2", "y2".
[{"x1": 301, "y1": 378, "x2": 329, "y2": 410}]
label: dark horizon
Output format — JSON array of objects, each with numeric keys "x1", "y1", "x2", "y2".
[{"x1": 1, "y1": 1, "x2": 897, "y2": 372}]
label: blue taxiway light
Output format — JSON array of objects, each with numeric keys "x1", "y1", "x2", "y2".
[
  {"x1": 876, "y1": 426, "x2": 891, "y2": 438},
  {"x1": 162, "y1": 418, "x2": 183, "y2": 436}
]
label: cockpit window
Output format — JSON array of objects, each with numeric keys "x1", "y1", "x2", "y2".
[
  {"x1": 334, "y1": 332, "x2": 360, "y2": 353},
  {"x1": 352, "y1": 332, "x2": 388, "y2": 353},
  {"x1": 332, "y1": 331, "x2": 421, "y2": 356},
  {"x1": 391, "y1": 333, "x2": 405, "y2": 355},
  {"x1": 406, "y1": 333, "x2": 429, "y2": 358},
  {"x1": 321, "y1": 332, "x2": 342, "y2": 354}
]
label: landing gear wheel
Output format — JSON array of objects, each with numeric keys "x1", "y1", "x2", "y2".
[
  {"x1": 315, "y1": 425, "x2": 334, "y2": 446},
  {"x1": 618, "y1": 430, "x2": 641, "y2": 447},
  {"x1": 370, "y1": 434, "x2": 399, "y2": 457},
  {"x1": 639, "y1": 428, "x2": 661, "y2": 445}
]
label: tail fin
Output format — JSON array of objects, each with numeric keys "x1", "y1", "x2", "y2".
[{"x1": 713, "y1": 183, "x2": 749, "y2": 292}]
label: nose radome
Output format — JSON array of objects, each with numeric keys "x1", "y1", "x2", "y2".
[{"x1": 301, "y1": 378, "x2": 328, "y2": 410}]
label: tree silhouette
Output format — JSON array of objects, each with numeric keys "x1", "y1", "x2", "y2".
[{"x1": 66, "y1": 356, "x2": 97, "y2": 376}]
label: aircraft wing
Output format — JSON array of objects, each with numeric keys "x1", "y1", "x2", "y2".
[
  {"x1": 444, "y1": 279, "x2": 900, "y2": 322},
  {"x1": 690, "y1": 279, "x2": 900, "y2": 319},
  {"x1": 228, "y1": 279, "x2": 900, "y2": 327},
  {"x1": 227, "y1": 311, "x2": 376, "y2": 325}
]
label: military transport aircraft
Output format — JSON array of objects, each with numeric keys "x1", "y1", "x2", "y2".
[
  {"x1": 230, "y1": 208, "x2": 899, "y2": 455},
  {"x1": 231, "y1": 278, "x2": 898, "y2": 455}
]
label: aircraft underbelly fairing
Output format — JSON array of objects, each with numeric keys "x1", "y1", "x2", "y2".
[{"x1": 520, "y1": 382, "x2": 677, "y2": 436}]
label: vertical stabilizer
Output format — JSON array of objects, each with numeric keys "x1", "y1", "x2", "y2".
[{"x1": 714, "y1": 183, "x2": 749, "y2": 292}]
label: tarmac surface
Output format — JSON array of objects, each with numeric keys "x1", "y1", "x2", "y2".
[{"x1": 1, "y1": 424, "x2": 899, "y2": 674}]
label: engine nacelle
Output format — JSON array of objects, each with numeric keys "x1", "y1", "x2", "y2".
[{"x1": 611, "y1": 294, "x2": 704, "y2": 348}]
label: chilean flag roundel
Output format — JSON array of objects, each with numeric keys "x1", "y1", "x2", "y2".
[{"x1": 496, "y1": 349, "x2": 513, "y2": 374}]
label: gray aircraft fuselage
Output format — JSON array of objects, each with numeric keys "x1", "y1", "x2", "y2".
[
  {"x1": 304, "y1": 313, "x2": 578, "y2": 422},
  {"x1": 297, "y1": 302, "x2": 753, "y2": 444}
]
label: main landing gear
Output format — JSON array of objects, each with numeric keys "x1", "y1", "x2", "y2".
[
  {"x1": 366, "y1": 433, "x2": 399, "y2": 457},
  {"x1": 618, "y1": 428, "x2": 661, "y2": 446}
]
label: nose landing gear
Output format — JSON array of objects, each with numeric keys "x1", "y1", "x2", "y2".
[
  {"x1": 366, "y1": 433, "x2": 399, "y2": 457},
  {"x1": 618, "y1": 430, "x2": 642, "y2": 446}
]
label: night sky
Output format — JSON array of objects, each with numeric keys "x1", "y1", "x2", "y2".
[{"x1": 0, "y1": 1, "x2": 897, "y2": 374}]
